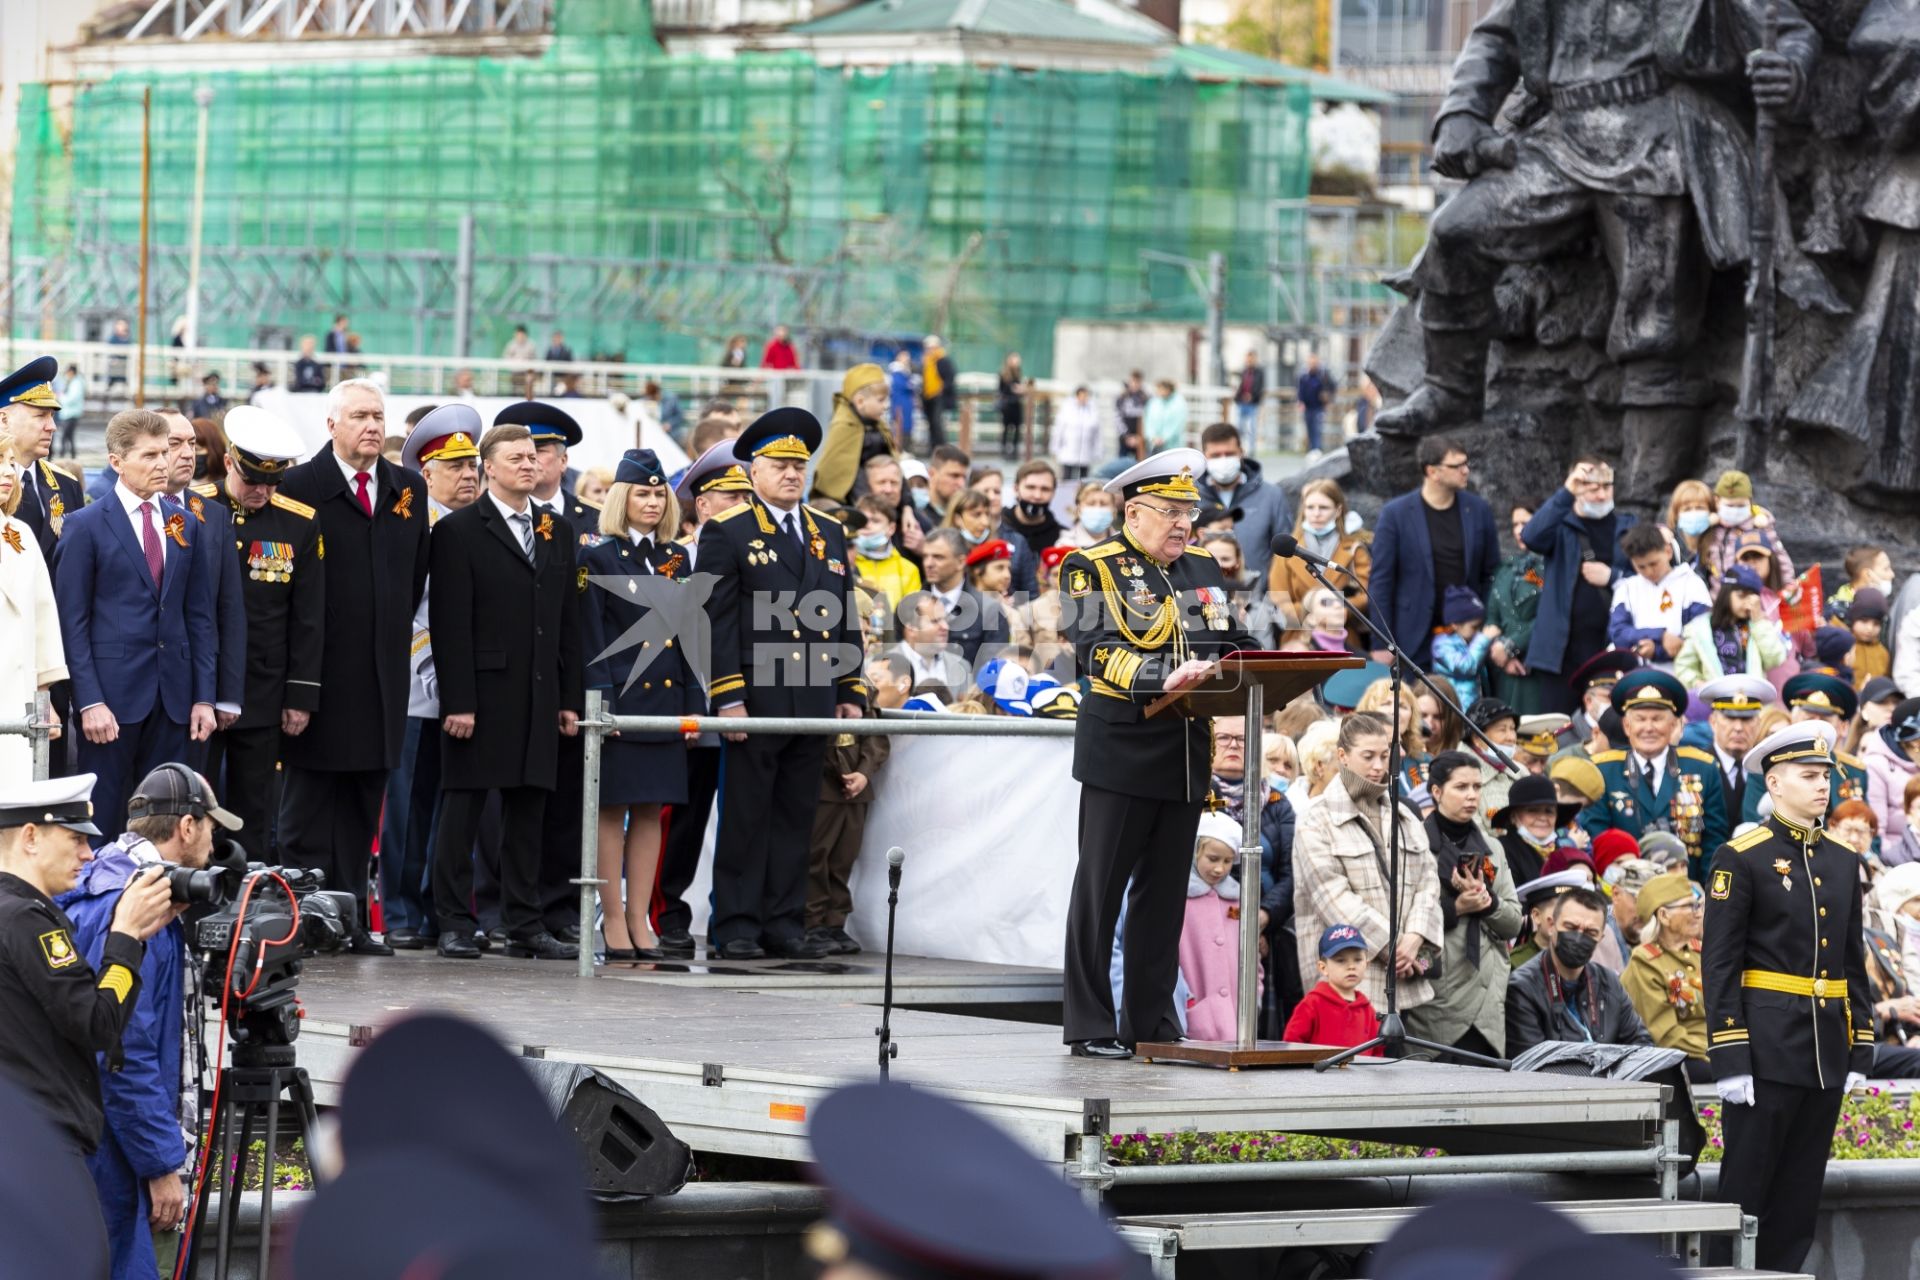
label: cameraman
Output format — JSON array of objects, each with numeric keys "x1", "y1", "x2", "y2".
[
  {"x1": 61, "y1": 765, "x2": 239, "y2": 1280},
  {"x1": 1404, "y1": 751, "x2": 1523, "y2": 1060},
  {"x1": 0, "y1": 774, "x2": 175, "y2": 1159}
]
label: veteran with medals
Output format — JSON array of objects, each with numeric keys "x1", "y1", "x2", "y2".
[
  {"x1": 1056, "y1": 449, "x2": 1257, "y2": 1059},
  {"x1": 198, "y1": 407, "x2": 325, "y2": 861},
  {"x1": 1578, "y1": 668, "x2": 1729, "y2": 883},
  {"x1": 1705, "y1": 721, "x2": 1875, "y2": 1273}
]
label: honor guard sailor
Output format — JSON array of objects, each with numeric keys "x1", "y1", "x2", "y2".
[
  {"x1": 1705, "y1": 720, "x2": 1875, "y2": 1273},
  {"x1": 1056, "y1": 448, "x2": 1258, "y2": 1059}
]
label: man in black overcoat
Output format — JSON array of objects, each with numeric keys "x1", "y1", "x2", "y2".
[
  {"x1": 428, "y1": 423, "x2": 584, "y2": 960},
  {"x1": 275, "y1": 378, "x2": 430, "y2": 953}
]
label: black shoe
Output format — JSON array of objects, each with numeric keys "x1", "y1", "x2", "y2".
[
  {"x1": 504, "y1": 930, "x2": 579, "y2": 960},
  {"x1": 602, "y1": 947, "x2": 639, "y2": 962},
  {"x1": 1070, "y1": 1038, "x2": 1134, "y2": 1060},
  {"x1": 550, "y1": 924, "x2": 581, "y2": 945},
  {"x1": 386, "y1": 928, "x2": 429, "y2": 951},
  {"x1": 657, "y1": 930, "x2": 696, "y2": 957},
  {"x1": 348, "y1": 930, "x2": 395, "y2": 957},
  {"x1": 471, "y1": 930, "x2": 492, "y2": 952},
  {"x1": 437, "y1": 934, "x2": 481, "y2": 960},
  {"x1": 486, "y1": 927, "x2": 511, "y2": 951},
  {"x1": 765, "y1": 935, "x2": 832, "y2": 960},
  {"x1": 828, "y1": 926, "x2": 862, "y2": 956},
  {"x1": 716, "y1": 939, "x2": 766, "y2": 961}
]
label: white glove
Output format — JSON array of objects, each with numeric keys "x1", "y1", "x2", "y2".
[
  {"x1": 1846, "y1": 1072, "x2": 1868, "y2": 1093},
  {"x1": 1715, "y1": 1074, "x2": 1756, "y2": 1106}
]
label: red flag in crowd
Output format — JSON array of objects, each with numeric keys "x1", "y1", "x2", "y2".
[{"x1": 1777, "y1": 565, "x2": 1823, "y2": 633}]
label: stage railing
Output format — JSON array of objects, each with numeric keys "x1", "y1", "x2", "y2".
[
  {"x1": 572, "y1": 691, "x2": 1075, "y2": 977},
  {"x1": 0, "y1": 692, "x2": 57, "y2": 781}
]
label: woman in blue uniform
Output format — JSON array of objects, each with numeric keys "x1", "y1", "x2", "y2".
[{"x1": 579, "y1": 450, "x2": 699, "y2": 960}]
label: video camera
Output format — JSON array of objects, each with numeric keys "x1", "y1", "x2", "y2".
[{"x1": 193, "y1": 861, "x2": 357, "y2": 1050}]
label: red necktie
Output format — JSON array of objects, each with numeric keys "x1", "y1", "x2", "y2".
[
  {"x1": 353, "y1": 471, "x2": 373, "y2": 517},
  {"x1": 140, "y1": 500, "x2": 165, "y2": 589}
]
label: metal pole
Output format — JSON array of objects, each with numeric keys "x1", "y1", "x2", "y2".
[
  {"x1": 603, "y1": 713, "x2": 1076, "y2": 738},
  {"x1": 31, "y1": 691, "x2": 51, "y2": 781},
  {"x1": 577, "y1": 689, "x2": 605, "y2": 979},
  {"x1": 1206, "y1": 251, "x2": 1227, "y2": 390},
  {"x1": 185, "y1": 86, "x2": 214, "y2": 350},
  {"x1": 135, "y1": 87, "x2": 152, "y2": 408},
  {"x1": 1106, "y1": 1146, "x2": 1662, "y2": 1185},
  {"x1": 452, "y1": 213, "x2": 475, "y2": 360},
  {"x1": 1236, "y1": 681, "x2": 1264, "y2": 1048}
]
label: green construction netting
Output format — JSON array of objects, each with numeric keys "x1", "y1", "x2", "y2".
[{"x1": 9, "y1": 16, "x2": 1311, "y2": 376}]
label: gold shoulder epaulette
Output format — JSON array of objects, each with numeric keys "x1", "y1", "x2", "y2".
[
  {"x1": 805, "y1": 505, "x2": 843, "y2": 526},
  {"x1": 575, "y1": 496, "x2": 602, "y2": 513},
  {"x1": 676, "y1": 534, "x2": 694, "y2": 548},
  {"x1": 1081, "y1": 540, "x2": 1129, "y2": 562},
  {"x1": 712, "y1": 503, "x2": 750, "y2": 523},
  {"x1": 1676, "y1": 746, "x2": 1716, "y2": 765},
  {"x1": 270, "y1": 494, "x2": 316, "y2": 519},
  {"x1": 1591, "y1": 749, "x2": 1627, "y2": 765},
  {"x1": 1838, "y1": 751, "x2": 1864, "y2": 769},
  {"x1": 1728, "y1": 826, "x2": 1773, "y2": 852},
  {"x1": 191, "y1": 481, "x2": 220, "y2": 498},
  {"x1": 1183, "y1": 543, "x2": 1214, "y2": 559}
]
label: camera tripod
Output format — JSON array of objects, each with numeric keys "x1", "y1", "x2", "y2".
[{"x1": 181, "y1": 1042, "x2": 321, "y2": 1280}]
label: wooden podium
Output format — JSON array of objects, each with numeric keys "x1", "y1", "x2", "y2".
[{"x1": 1137, "y1": 652, "x2": 1364, "y2": 1069}]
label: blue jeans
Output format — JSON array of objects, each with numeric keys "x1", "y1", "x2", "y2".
[
  {"x1": 1234, "y1": 401, "x2": 1259, "y2": 445},
  {"x1": 1302, "y1": 407, "x2": 1325, "y2": 452}
]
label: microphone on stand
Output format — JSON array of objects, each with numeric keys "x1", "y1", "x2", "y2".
[
  {"x1": 877, "y1": 847, "x2": 905, "y2": 1079},
  {"x1": 1269, "y1": 530, "x2": 1333, "y2": 568}
]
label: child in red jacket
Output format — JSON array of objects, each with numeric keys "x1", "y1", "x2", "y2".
[{"x1": 1282, "y1": 923, "x2": 1381, "y2": 1055}]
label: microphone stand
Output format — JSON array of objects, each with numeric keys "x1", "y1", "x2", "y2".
[
  {"x1": 876, "y1": 847, "x2": 904, "y2": 1079},
  {"x1": 1287, "y1": 549, "x2": 1511, "y2": 1071}
]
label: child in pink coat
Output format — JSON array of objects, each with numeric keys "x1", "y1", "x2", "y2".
[{"x1": 1179, "y1": 813, "x2": 1265, "y2": 1042}]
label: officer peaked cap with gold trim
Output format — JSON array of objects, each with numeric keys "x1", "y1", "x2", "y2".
[
  {"x1": 0, "y1": 772, "x2": 102, "y2": 836},
  {"x1": 1609, "y1": 667, "x2": 1688, "y2": 717},
  {"x1": 493, "y1": 399, "x2": 582, "y2": 447},
  {"x1": 733, "y1": 406, "x2": 821, "y2": 463},
  {"x1": 401, "y1": 403, "x2": 484, "y2": 473},
  {"x1": 1743, "y1": 721, "x2": 1837, "y2": 777},
  {"x1": 1781, "y1": 671, "x2": 1857, "y2": 720},
  {"x1": 222, "y1": 405, "x2": 307, "y2": 485},
  {"x1": 0, "y1": 356, "x2": 60, "y2": 410},
  {"x1": 1107, "y1": 447, "x2": 1206, "y2": 504},
  {"x1": 1697, "y1": 673, "x2": 1776, "y2": 719},
  {"x1": 675, "y1": 439, "x2": 755, "y2": 503}
]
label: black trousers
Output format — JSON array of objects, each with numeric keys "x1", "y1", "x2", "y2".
[
  {"x1": 658, "y1": 745, "x2": 721, "y2": 936},
  {"x1": 1719, "y1": 1079, "x2": 1844, "y2": 1273},
  {"x1": 433, "y1": 786, "x2": 548, "y2": 938},
  {"x1": 77, "y1": 713, "x2": 191, "y2": 849},
  {"x1": 711, "y1": 734, "x2": 826, "y2": 949},
  {"x1": 205, "y1": 722, "x2": 282, "y2": 861},
  {"x1": 1062, "y1": 784, "x2": 1202, "y2": 1045},
  {"x1": 538, "y1": 728, "x2": 584, "y2": 933},
  {"x1": 920, "y1": 399, "x2": 947, "y2": 450},
  {"x1": 278, "y1": 766, "x2": 384, "y2": 924}
]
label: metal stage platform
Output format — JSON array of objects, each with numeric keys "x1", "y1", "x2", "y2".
[{"x1": 289, "y1": 953, "x2": 1675, "y2": 1194}]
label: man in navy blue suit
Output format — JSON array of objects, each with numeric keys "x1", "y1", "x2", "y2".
[
  {"x1": 51, "y1": 410, "x2": 217, "y2": 840},
  {"x1": 159, "y1": 409, "x2": 246, "y2": 768},
  {"x1": 1366, "y1": 435, "x2": 1500, "y2": 669}
]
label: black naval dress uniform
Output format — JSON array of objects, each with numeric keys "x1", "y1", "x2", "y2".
[
  {"x1": 1057, "y1": 510, "x2": 1256, "y2": 1049},
  {"x1": 1705, "y1": 798, "x2": 1875, "y2": 1270},
  {"x1": 699, "y1": 410, "x2": 867, "y2": 959},
  {"x1": 198, "y1": 481, "x2": 325, "y2": 860}
]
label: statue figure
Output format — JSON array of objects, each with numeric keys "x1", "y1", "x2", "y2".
[
  {"x1": 1377, "y1": 0, "x2": 1846, "y2": 478},
  {"x1": 1789, "y1": 0, "x2": 1920, "y2": 498}
]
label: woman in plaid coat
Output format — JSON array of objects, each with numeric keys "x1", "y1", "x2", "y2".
[{"x1": 1292, "y1": 711, "x2": 1446, "y2": 1013}]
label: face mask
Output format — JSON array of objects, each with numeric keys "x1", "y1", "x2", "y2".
[
  {"x1": 960, "y1": 526, "x2": 986, "y2": 546},
  {"x1": 1017, "y1": 499, "x2": 1050, "y2": 522},
  {"x1": 854, "y1": 533, "x2": 891, "y2": 557},
  {"x1": 1552, "y1": 929, "x2": 1598, "y2": 969},
  {"x1": 1303, "y1": 520, "x2": 1336, "y2": 538},
  {"x1": 1267, "y1": 773, "x2": 1290, "y2": 795},
  {"x1": 1576, "y1": 499, "x2": 1615, "y2": 519},
  {"x1": 1677, "y1": 510, "x2": 1712, "y2": 538},
  {"x1": 1080, "y1": 507, "x2": 1114, "y2": 535},
  {"x1": 1516, "y1": 825, "x2": 1557, "y2": 851},
  {"x1": 1206, "y1": 455, "x2": 1242, "y2": 485},
  {"x1": 910, "y1": 488, "x2": 931, "y2": 510},
  {"x1": 1718, "y1": 502, "x2": 1752, "y2": 526}
]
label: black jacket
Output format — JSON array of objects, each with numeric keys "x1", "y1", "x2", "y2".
[
  {"x1": 194, "y1": 484, "x2": 326, "y2": 728},
  {"x1": 1703, "y1": 814, "x2": 1876, "y2": 1087},
  {"x1": 579, "y1": 534, "x2": 702, "y2": 736},
  {"x1": 276, "y1": 454, "x2": 430, "y2": 771},
  {"x1": 0, "y1": 874, "x2": 146, "y2": 1153},
  {"x1": 1507, "y1": 950, "x2": 1652, "y2": 1057},
  {"x1": 429, "y1": 495, "x2": 585, "y2": 791},
  {"x1": 174, "y1": 487, "x2": 248, "y2": 710},
  {"x1": 1058, "y1": 530, "x2": 1257, "y2": 803},
  {"x1": 697, "y1": 495, "x2": 868, "y2": 718},
  {"x1": 14, "y1": 458, "x2": 85, "y2": 574}
]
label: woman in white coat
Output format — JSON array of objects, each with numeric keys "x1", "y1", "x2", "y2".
[
  {"x1": 1051, "y1": 385, "x2": 1104, "y2": 482},
  {"x1": 0, "y1": 438, "x2": 65, "y2": 784}
]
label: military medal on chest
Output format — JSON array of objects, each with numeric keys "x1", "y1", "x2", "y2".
[{"x1": 1773, "y1": 856, "x2": 1793, "y2": 892}]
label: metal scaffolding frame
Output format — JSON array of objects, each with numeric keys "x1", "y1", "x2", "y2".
[
  {"x1": 116, "y1": 0, "x2": 555, "y2": 41},
  {"x1": 1267, "y1": 195, "x2": 1412, "y2": 360}
]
